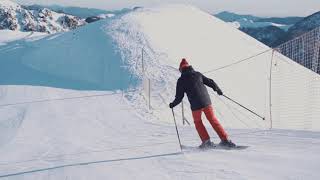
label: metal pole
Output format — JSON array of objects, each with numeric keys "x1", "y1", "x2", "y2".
[
  {"x1": 171, "y1": 108, "x2": 182, "y2": 151},
  {"x1": 148, "y1": 79, "x2": 151, "y2": 110},
  {"x1": 182, "y1": 101, "x2": 185, "y2": 125},
  {"x1": 223, "y1": 95, "x2": 265, "y2": 120},
  {"x1": 269, "y1": 49, "x2": 275, "y2": 129},
  {"x1": 142, "y1": 48, "x2": 145, "y2": 73}
]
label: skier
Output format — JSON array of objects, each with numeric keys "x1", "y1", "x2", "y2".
[{"x1": 169, "y1": 58, "x2": 236, "y2": 148}]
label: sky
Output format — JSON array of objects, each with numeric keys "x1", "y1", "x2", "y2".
[{"x1": 14, "y1": 0, "x2": 320, "y2": 17}]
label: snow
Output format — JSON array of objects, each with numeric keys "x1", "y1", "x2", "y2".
[
  {"x1": 1, "y1": 121, "x2": 320, "y2": 179},
  {"x1": 107, "y1": 5, "x2": 320, "y2": 130},
  {"x1": 228, "y1": 18, "x2": 292, "y2": 31},
  {"x1": 98, "y1": 13, "x2": 115, "y2": 19},
  {"x1": 0, "y1": 30, "x2": 29, "y2": 46},
  {"x1": 0, "y1": 4, "x2": 319, "y2": 180},
  {"x1": 0, "y1": 20, "x2": 137, "y2": 90},
  {"x1": 0, "y1": 0, "x2": 19, "y2": 8},
  {"x1": 0, "y1": 30, "x2": 47, "y2": 46},
  {"x1": 0, "y1": 0, "x2": 86, "y2": 34}
]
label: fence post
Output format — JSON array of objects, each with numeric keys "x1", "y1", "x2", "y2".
[
  {"x1": 148, "y1": 78, "x2": 151, "y2": 110},
  {"x1": 269, "y1": 49, "x2": 275, "y2": 129},
  {"x1": 142, "y1": 48, "x2": 145, "y2": 74}
]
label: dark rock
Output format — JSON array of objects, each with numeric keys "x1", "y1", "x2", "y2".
[{"x1": 85, "y1": 16, "x2": 102, "y2": 23}]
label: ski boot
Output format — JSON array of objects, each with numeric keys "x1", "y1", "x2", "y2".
[
  {"x1": 219, "y1": 139, "x2": 236, "y2": 148},
  {"x1": 199, "y1": 139, "x2": 214, "y2": 149}
]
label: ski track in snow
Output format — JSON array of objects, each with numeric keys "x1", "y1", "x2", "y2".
[{"x1": 0, "y1": 128, "x2": 319, "y2": 179}]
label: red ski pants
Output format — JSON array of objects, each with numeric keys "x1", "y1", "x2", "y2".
[{"x1": 192, "y1": 105, "x2": 228, "y2": 142}]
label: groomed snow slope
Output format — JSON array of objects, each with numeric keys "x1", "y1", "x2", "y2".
[{"x1": 0, "y1": 5, "x2": 320, "y2": 180}]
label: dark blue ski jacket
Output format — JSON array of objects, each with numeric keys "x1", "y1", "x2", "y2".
[{"x1": 171, "y1": 66, "x2": 223, "y2": 111}]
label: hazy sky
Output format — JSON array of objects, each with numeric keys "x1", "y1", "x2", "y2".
[{"x1": 14, "y1": 0, "x2": 320, "y2": 17}]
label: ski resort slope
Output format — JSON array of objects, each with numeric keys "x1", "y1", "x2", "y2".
[
  {"x1": 108, "y1": 5, "x2": 320, "y2": 131},
  {"x1": 0, "y1": 5, "x2": 320, "y2": 180}
]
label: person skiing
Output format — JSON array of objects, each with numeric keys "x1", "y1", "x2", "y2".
[{"x1": 169, "y1": 58, "x2": 236, "y2": 148}]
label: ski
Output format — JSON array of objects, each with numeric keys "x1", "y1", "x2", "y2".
[{"x1": 181, "y1": 144, "x2": 249, "y2": 152}]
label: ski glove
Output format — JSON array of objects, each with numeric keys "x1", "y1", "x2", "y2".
[
  {"x1": 217, "y1": 89, "x2": 223, "y2": 96},
  {"x1": 169, "y1": 103, "x2": 174, "y2": 109}
]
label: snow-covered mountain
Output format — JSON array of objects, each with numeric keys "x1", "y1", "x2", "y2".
[
  {"x1": 26, "y1": 4, "x2": 130, "y2": 18},
  {"x1": 215, "y1": 11, "x2": 302, "y2": 31},
  {"x1": 0, "y1": 5, "x2": 319, "y2": 180},
  {"x1": 26, "y1": 4, "x2": 120, "y2": 24},
  {"x1": 214, "y1": 11, "x2": 260, "y2": 22},
  {"x1": 289, "y1": 11, "x2": 320, "y2": 33},
  {"x1": 229, "y1": 18, "x2": 291, "y2": 30},
  {"x1": 0, "y1": 0, "x2": 86, "y2": 33},
  {"x1": 214, "y1": 11, "x2": 307, "y2": 47},
  {"x1": 275, "y1": 11, "x2": 320, "y2": 46},
  {"x1": 26, "y1": 4, "x2": 110, "y2": 18},
  {"x1": 215, "y1": 11, "x2": 320, "y2": 47}
]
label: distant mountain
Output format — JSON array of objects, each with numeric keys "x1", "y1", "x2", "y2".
[
  {"x1": 241, "y1": 26, "x2": 286, "y2": 47},
  {"x1": 257, "y1": 17, "x2": 303, "y2": 25},
  {"x1": 214, "y1": 11, "x2": 302, "y2": 31},
  {"x1": 85, "y1": 14, "x2": 115, "y2": 23},
  {"x1": 214, "y1": 11, "x2": 320, "y2": 47},
  {"x1": 229, "y1": 19, "x2": 292, "y2": 31},
  {"x1": 216, "y1": 11, "x2": 320, "y2": 74},
  {"x1": 215, "y1": 11, "x2": 260, "y2": 22},
  {"x1": 0, "y1": 0, "x2": 86, "y2": 33},
  {"x1": 26, "y1": 4, "x2": 131, "y2": 18},
  {"x1": 274, "y1": 11, "x2": 320, "y2": 46}
]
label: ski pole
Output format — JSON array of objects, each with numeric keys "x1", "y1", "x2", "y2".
[
  {"x1": 223, "y1": 95, "x2": 265, "y2": 120},
  {"x1": 171, "y1": 108, "x2": 183, "y2": 151}
]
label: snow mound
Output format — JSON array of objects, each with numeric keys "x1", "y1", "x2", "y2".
[{"x1": 0, "y1": 19, "x2": 138, "y2": 91}]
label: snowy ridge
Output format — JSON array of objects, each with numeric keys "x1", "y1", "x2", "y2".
[{"x1": 0, "y1": 5, "x2": 319, "y2": 180}]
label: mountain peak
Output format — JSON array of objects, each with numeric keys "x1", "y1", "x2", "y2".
[
  {"x1": 274, "y1": 10, "x2": 320, "y2": 46},
  {"x1": 215, "y1": 11, "x2": 260, "y2": 22},
  {"x1": 0, "y1": 0, "x2": 86, "y2": 33}
]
